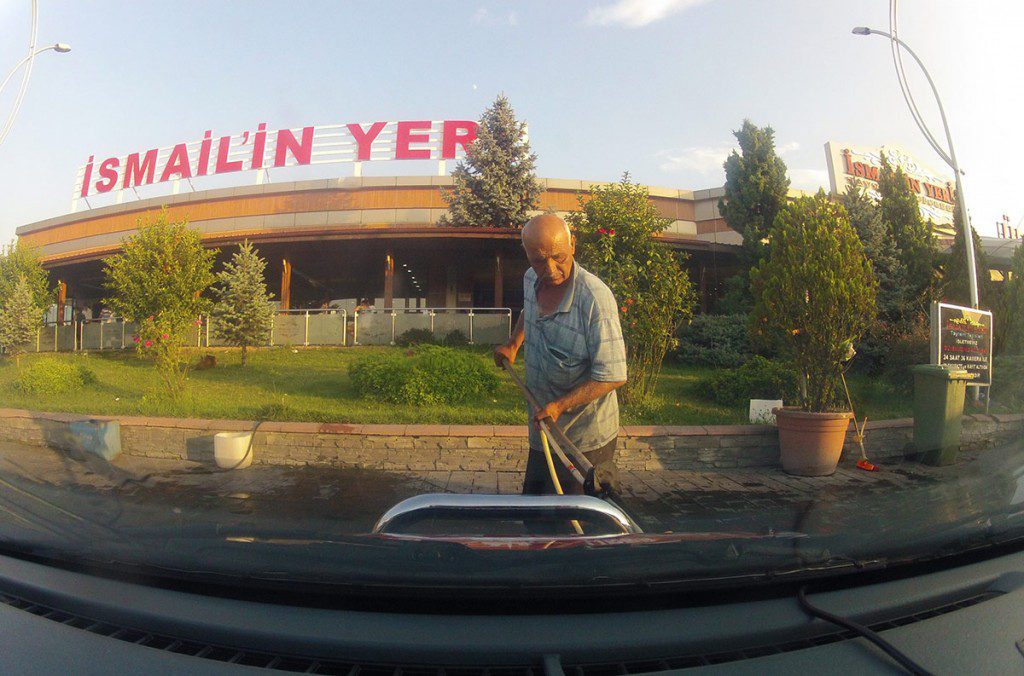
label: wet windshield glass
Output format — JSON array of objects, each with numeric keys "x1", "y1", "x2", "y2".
[{"x1": 0, "y1": 1, "x2": 1021, "y2": 600}]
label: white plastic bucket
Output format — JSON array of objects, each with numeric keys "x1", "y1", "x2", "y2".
[
  {"x1": 214, "y1": 432, "x2": 253, "y2": 469},
  {"x1": 749, "y1": 399, "x2": 784, "y2": 425}
]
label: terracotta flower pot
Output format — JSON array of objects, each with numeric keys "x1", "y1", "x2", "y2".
[{"x1": 773, "y1": 407, "x2": 853, "y2": 476}]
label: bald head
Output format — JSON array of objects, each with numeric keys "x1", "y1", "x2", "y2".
[{"x1": 522, "y1": 215, "x2": 575, "y2": 287}]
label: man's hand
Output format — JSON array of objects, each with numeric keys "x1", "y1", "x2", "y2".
[
  {"x1": 532, "y1": 399, "x2": 564, "y2": 429},
  {"x1": 493, "y1": 342, "x2": 517, "y2": 368}
]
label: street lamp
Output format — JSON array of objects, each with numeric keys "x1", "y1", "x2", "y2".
[
  {"x1": 0, "y1": 43, "x2": 71, "y2": 97},
  {"x1": 852, "y1": 26, "x2": 979, "y2": 309},
  {"x1": 0, "y1": 43, "x2": 71, "y2": 148}
]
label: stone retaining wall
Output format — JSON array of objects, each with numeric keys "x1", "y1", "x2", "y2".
[{"x1": 1, "y1": 408, "x2": 1021, "y2": 472}]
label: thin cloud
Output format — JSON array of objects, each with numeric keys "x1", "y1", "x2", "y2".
[
  {"x1": 657, "y1": 140, "x2": 805, "y2": 180},
  {"x1": 657, "y1": 146, "x2": 733, "y2": 175},
  {"x1": 586, "y1": 0, "x2": 713, "y2": 28},
  {"x1": 472, "y1": 7, "x2": 519, "y2": 26},
  {"x1": 789, "y1": 168, "x2": 830, "y2": 192}
]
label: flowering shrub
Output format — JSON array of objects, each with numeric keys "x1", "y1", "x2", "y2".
[
  {"x1": 569, "y1": 174, "x2": 696, "y2": 404},
  {"x1": 104, "y1": 210, "x2": 214, "y2": 398}
]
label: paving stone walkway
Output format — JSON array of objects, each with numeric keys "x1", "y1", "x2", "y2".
[{"x1": 0, "y1": 440, "x2": 1006, "y2": 537}]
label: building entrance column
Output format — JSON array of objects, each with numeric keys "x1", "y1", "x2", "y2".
[
  {"x1": 280, "y1": 259, "x2": 292, "y2": 309},
  {"x1": 493, "y1": 253, "x2": 503, "y2": 308},
  {"x1": 57, "y1": 281, "x2": 67, "y2": 325},
  {"x1": 383, "y1": 250, "x2": 394, "y2": 309}
]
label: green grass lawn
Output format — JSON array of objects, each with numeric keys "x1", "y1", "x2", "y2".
[{"x1": 0, "y1": 347, "x2": 912, "y2": 425}]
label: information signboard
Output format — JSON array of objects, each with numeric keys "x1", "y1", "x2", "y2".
[{"x1": 930, "y1": 302, "x2": 993, "y2": 386}]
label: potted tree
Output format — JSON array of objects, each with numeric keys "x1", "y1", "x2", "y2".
[{"x1": 751, "y1": 192, "x2": 877, "y2": 476}]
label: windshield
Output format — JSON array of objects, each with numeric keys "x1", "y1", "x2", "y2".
[{"x1": 0, "y1": 0, "x2": 1022, "y2": 604}]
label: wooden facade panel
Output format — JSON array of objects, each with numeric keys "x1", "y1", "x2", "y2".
[{"x1": 21, "y1": 185, "x2": 716, "y2": 259}]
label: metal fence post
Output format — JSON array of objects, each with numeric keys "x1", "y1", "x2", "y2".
[
  {"x1": 206, "y1": 316, "x2": 210, "y2": 348},
  {"x1": 468, "y1": 310, "x2": 475, "y2": 345},
  {"x1": 341, "y1": 310, "x2": 347, "y2": 347},
  {"x1": 353, "y1": 310, "x2": 359, "y2": 346},
  {"x1": 53, "y1": 323, "x2": 58, "y2": 352},
  {"x1": 270, "y1": 313, "x2": 276, "y2": 347},
  {"x1": 390, "y1": 310, "x2": 397, "y2": 345},
  {"x1": 98, "y1": 321, "x2": 103, "y2": 350},
  {"x1": 304, "y1": 310, "x2": 310, "y2": 347},
  {"x1": 35, "y1": 328, "x2": 40, "y2": 353},
  {"x1": 121, "y1": 321, "x2": 126, "y2": 349}
]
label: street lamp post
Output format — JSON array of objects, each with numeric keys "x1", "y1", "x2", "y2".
[
  {"x1": 0, "y1": 43, "x2": 71, "y2": 98},
  {"x1": 0, "y1": 43, "x2": 71, "y2": 148},
  {"x1": 852, "y1": 27, "x2": 979, "y2": 310}
]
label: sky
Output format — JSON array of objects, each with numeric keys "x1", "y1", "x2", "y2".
[{"x1": 0, "y1": 0, "x2": 1021, "y2": 244}]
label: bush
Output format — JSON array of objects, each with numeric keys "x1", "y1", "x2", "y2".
[
  {"x1": 696, "y1": 356, "x2": 800, "y2": 407},
  {"x1": 856, "y1": 321, "x2": 930, "y2": 394},
  {"x1": 441, "y1": 329, "x2": 469, "y2": 347},
  {"x1": 16, "y1": 357, "x2": 96, "y2": 396},
  {"x1": 395, "y1": 328, "x2": 436, "y2": 347},
  {"x1": 991, "y1": 356, "x2": 1024, "y2": 411},
  {"x1": 349, "y1": 346, "x2": 499, "y2": 405},
  {"x1": 675, "y1": 314, "x2": 752, "y2": 368},
  {"x1": 750, "y1": 192, "x2": 876, "y2": 411}
]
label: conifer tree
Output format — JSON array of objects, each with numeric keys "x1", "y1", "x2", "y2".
[
  {"x1": 840, "y1": 181, "x2": 905, "y2": 323},
  {"x1": 877, "y1": 153, "x2": 938, "y2": 321},
  {"x1": 439, "y1": 94, "x2": 541, "y2": 228},
  {"x1": 211, "y1": 241, "x2": 274, "y2": 366},
  {"x1": 0, "y1": 240, "x2": 50, "y2": 310},
  {"x1": 1000, "y1": 243, "x2": 1024, "y2": 355},
  {"x1": 941, "y1": 193, "x2": 988, "y2": 307},
  {"x1": 0, "y1": 277, "x2": 42, "y2": 366},
  {"x1": 716, "y1": 120, "x2": 790, "y2": 311}
]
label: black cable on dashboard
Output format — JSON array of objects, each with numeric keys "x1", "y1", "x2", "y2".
[{"x1": 796, "y1": 585, "x2": 935, "y2": 676}]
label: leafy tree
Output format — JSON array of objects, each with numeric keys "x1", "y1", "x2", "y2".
[
  {"x1": 439, "y1": 94, "x2": 541, "y2": 228},
  {"x1": 751, "y1": 192, "x2": 877, "y2": 412},
  {"x1": 840, "y1": 181, "x2": 905, "y2": 323},
  {"x1": 1000, "y1": 243, "x2": 1024, "y2": 355},
  {"x1": 104, "y1": 210, "x2": 215, "y2": 396},
  {"x1": 211, "y1": 241, "x2": 274, "y2": 366},
  {"x1": 716, "y1": 120, "x2": 791, "y2": 312},
  {"x1": 877, "y1": 153, "x2": 938, "y2": 321},
  {"x1": 0, "y1": 277, "x2": 43, "y2": 366},
  {"x1": 570, "y1": 173, "x2": 696, "y2": 404},
  {"x1": 0, "y1": 240, "x2": 50, "y2": 310},
  {"x1": 941, "y1": 195, "x2": 989, "y2": 308}
]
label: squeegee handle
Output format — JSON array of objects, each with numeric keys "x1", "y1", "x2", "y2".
[{"x1": 499, "y1": 358, "x2": 594, "y2": 476}]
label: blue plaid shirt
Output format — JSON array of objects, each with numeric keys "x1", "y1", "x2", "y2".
[{"x1": 522, "y1": 261, "x2": 627, "y2": 453}]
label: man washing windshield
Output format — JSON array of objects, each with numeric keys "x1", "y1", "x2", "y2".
[{"x1": 494, "y1": 215, "x2": 628, "y2": 495}]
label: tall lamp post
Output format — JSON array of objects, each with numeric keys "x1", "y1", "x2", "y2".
[
  {"x1": 0, "y1": 43, "x2": 71, "y2": 147},
  {"x1": 0, "y1": 43, "x2": 71, "y2": 96},
  {"x1": 852, "y1": 27, "x2": 979, "y2": 310}
]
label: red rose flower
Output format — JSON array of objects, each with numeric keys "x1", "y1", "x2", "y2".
[
  {"x1": 132, "y1": 335, "x2": 140, "y2": 343},
  {"x1": 144, "y1": 340, "x2": 153, "y2": 347},
  {"x1": 161, "y1": 333, "x2": 169, "y2": 340},
  {"x1": 620, "y1": 306, "x2": 628, "y2": 313},
  {"x1": 609, "y1": 229, "x2": 616, "y2": 235}
]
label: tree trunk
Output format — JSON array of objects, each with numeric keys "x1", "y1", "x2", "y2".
[{"x1": 241, "y1": 344, "x2": 248, "y2": 367}]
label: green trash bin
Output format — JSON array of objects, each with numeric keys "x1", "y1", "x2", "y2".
[{"x1": 911, "y1": 364, "x2": 973, "y2": 466}]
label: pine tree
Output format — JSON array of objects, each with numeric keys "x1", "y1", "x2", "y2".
[
  {"x1": 0, "y1": 277, "x2": 43, "y2": 366},
  {"x1": 877, "y1": 153, "x2": 938, "y2": 322},
  {"x1": 716, "y1": 120, "x2": 790, "y2": 312},
  {"x1": 439, "y1": 94, "x2": 541, "y2": 228},
  {"x1": 942, "y1": 194, "x2": 988, "y2": 308},
  {"x1": 839, "y1": 181, "x2": 906, "y2": 323},
  {"x1": 1001, "y1": 244, "x2": 1024, "y2": 355},
  {"x1": 211, "y1": 241, "x2": 274, "y2": 366},
  {"x1": 0, "y1": 240, "x2": 51, "y2": 311}
]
